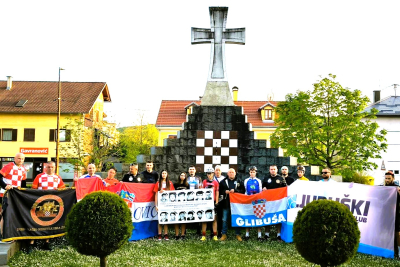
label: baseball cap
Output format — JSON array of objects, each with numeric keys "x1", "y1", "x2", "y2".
[{"x1": 206, "y1": 167, "x2": 215, "y2": 173}]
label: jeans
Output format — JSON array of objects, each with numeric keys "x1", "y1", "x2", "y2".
[{"x1": 222, "y1": 208, "x2": 241, "y2": 235}]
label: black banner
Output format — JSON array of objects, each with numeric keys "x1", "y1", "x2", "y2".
[{"x1": 2, "y1": 188, "x2": 76, "y2": 241}]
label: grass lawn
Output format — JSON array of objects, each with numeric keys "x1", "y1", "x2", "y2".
[{"x1": 8, "y1": 229, "x2": 400, "y2": 267}]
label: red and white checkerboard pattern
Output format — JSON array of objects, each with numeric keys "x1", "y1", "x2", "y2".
[
  {"x1": 253, "y1": 203, "x2": 267, "y2": 219},
  {"x1": 195, "y1": 130, "x2": 238, "y2": 173},
  {"x1": 1, "y1": 162, "x2": 26, "y2": 187},
  {"x1": 33, "y1": 173, "x2": 63, "y2": 190}
]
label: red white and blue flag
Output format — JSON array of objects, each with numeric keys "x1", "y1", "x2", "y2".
[
  {"x1": 75, "y1": 178, "x2": 157, "y2": 241},
  {"x1": 230, "y1": 187, "x2": 290, "y2": 227}
]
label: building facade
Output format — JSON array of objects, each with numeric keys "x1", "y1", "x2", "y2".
[
  {"x1": 0, "y1": 77, "x2": 112, "y2": 181},
  {"x1": 365, "y1": 92, "x2": 400, "y2": 184}
]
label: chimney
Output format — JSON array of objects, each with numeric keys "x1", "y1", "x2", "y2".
[
  {"x1": 373, "y1": 90, "x2": 380, "y2": 103},
  {"x1": 6, "y1": 76, "x2": 12, "y2": 90},
  {"x1": 232, "y1": 86, "x2": 238, "y2": 101}
]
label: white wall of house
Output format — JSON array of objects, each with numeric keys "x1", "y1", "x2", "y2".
[{"x1": 369, "y1": 116, "x2": 400, "y2": 185}]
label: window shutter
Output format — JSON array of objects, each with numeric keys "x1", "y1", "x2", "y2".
[
  {"x1": 49, "y1": 129, "x2": 55, "y2": 142},
  {"x1": 12, "y1": 129, "x2": 17, "y2": 141}
]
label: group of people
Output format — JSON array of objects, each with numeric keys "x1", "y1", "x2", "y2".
[
  {"x1": 0, "y1": 153, "x2": 343, "y2": 249},
  {"x1": 130, "y1": 161, "x2": 329, "y2": 242}
]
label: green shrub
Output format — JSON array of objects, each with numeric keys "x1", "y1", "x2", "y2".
[
  {"x1": 65, "y1": 191, "x2": 133, "y2": 266},
  {"x1": 339, "y1": 169, "x2": 372, "y2": 184},
  {"x1": 293, "y1": 199, "x2": 360, "y2": 267}
]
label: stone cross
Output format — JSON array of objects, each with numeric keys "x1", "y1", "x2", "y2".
[{"x1": 191, "y1": 7, "x2": 245, "y2": 81}]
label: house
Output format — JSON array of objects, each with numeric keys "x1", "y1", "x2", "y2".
[
  {"x1": 0, "y1": 76, "x2": 113, "y2": 180},
  {"x1": 364, "y1": 89, "x2": 400, "y2": 184},
  {"x1": 155, "y1": 87, "x2": 279, "y2": 146}
]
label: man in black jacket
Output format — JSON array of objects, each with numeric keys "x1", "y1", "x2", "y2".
[
  {"x1": 122, "y1": 163, "x2": 143, "y2": 183},
  {"x1": 141, "y1": 161, "x2": 158, "y2": 184},
  {"x1": 263, "y1": 165, "x2": 286, "y2": 241},
  {"x1": 219, "y1": 168, "x2": 242, "y2": 241},
  {"x1": 382, "y1": 171, "x2": 400, "y2": 257}
]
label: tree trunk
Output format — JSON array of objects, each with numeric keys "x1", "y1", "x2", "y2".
[{"x1": 100, "y1": 256, "x2": 107, "y2": 267}]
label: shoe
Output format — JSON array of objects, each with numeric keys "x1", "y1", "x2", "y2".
[
  {"x1": 236, "y1": 235, "x2": 243, "y2": 242},
  {"x1": 276, "y1": 236, "x2": 282, "y2": 242},
  {"x1": 213, "y1": 236, "x2": 218, "y2": 241},
  {"x1": 244, "y1": 236, "x2": 250, "y2": 241},
  {"x1": 157, "y1": 235, "x2": 162, "y2": 241},
  {"x1": 258, "y1": 237, "x2": 264, "y2": 242},
  {"x1": 164, "y1": 234, "x2": 169, "y2": 241},
  {"x1": 26, "y1": 244, "x2": 34, "y2": 254},
  {"x1": 200, "y1": 236, "x2": 206, "y2": 241},
  {"x1": 175, "y1": 236, "x2": 180, "y2": 240},
  {"x1": 219, "y1": 234, "x2": 227, "y2": 241},
  {"x1": 180, "y1": 235, "x2": 186, "y2": 240},
  {"x1": 264, "y1": 235, "x2": 270, "y2": 241},
  {"x1": 43, "y1": 242, "x2": 53, "y2": 251}
]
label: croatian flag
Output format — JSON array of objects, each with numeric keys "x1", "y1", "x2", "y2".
[
  {"x1": 75, "y1": 179, "x2": 158, "y2": 241},
  {"x1": 230, "y1": 187, "x2": 293, "y2": 228}
]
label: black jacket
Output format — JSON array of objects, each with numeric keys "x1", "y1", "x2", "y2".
[{"x1": 219, "y1": 177, "x2": 243, "y2": 209}]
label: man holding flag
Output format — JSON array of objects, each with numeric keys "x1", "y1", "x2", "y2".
[{"x1": 29, "y1": 161, "x2": 66, "y2": 253}]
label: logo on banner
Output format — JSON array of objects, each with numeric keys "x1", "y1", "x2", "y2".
[
  {"x1": 30, "y1": 195, "x2": 64, "y2": 226},
  {"x1": 252, "y1": 199, "x2": 267, "y2": 219},
  {"x1": 287, "y1": 195, "x2": 297, "y2": 209},
  {"x1": 118, "y1": 190, "x2": 136, "y2": 208}
]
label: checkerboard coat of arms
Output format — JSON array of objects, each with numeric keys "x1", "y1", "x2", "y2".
[
  {"x1": 252, "y1": 199, "x2": 267, "y2": 219},
  {"x1": 195, "y1": 130, "x2": 238, "y2": 173}
]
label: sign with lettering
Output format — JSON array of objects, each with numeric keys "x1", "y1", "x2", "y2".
[
  {"x1": 282, "y1": 181, "x2": 397, "y2": 259},
  {"x1": 20, "y1": 148, "x2": 48, "y2": 154}
]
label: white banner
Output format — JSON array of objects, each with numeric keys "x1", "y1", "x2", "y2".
[
  {"x1": 283, "y1": 181, "x2": 397, "y2": 258},
  {"x1": 157, "y1": 189, "x2": 215, "y2": 224}
]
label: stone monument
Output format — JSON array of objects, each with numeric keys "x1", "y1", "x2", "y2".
[
  {"x1": 141, "y1": 7, "x2": 308, "y2": 181},
  {"x1": 191, "y1": 7, "x2": 245, "y2": 106}
]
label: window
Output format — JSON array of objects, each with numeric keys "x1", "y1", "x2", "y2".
[
  {"x1": 24, "y1": 129, "x2": 35, "y2": 142},
  {"x1": 265, "y1": 109, "x2": 272, "y2": 120},
  {"x1": 49, "y1": 129, "x2": 71, "y2": 142},
  {"x1": 1, "y1": 129, "x2": 17, "y2": 141}
]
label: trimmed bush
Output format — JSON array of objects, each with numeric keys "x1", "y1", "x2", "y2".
[
  {"x1": 66, "y1": 191, "x2": 133, "y2": 267},
  {"x1": 293, "y1": 199, "x2": 360, "y2": 267}
]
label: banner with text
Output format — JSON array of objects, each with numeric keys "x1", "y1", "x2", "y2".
[
  {"x1": 75, "y1": 179, "x2": 158, "y2": 241},
  {"x1": 157, "y1": 189, "x2": 215, "y2": 224},
  {"x1": 2, "y1": 188, "x2": 76, "y2": 242},
  {"x1": 282, "y1": 181, "x2": 397, "y2": 259},
  {"x1": 230, "y1": 187, "x2": 290, "y2": 227}
]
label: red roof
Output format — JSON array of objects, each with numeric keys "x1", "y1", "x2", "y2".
[
  {"x1": 0, "y1": 81, "x2": 110, "y2": 114},
  {"x1": 156, "y1": 100, "x2": 279, "y2": 128}
]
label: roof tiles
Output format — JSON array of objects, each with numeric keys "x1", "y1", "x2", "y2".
[
  {"x1": 0, "y1": 81, "x2": 110, "y2": 114},
  {"x1": 156, "y1": 100, "x2": 279, "y2": 127}
]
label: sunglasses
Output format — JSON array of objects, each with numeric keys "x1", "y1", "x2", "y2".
[
  {"x1": 207, "y1": 173, "x2": 213, "y2": 175},
  {"x1": 321, "y1": 172, "x2": 330, "y2": 174}
]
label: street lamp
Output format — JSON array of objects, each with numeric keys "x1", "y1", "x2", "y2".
[{"x1": 56, "y1": 67, "x2": 65, "y2": 175}]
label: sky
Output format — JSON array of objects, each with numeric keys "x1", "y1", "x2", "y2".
[{"x1": 2, "y1": 1, "x2": 400, "y2": 127}]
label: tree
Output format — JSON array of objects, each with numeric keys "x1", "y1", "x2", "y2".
[
  {"x1": 119, "y1": 124, "x2": 158, "y2": 163},
  {"x1": 66, "y1": 191, "x2": 133, "y2": 267},
  {"x1": 60, "y1": 115, "x2": 120, "y2": 171},
  {"x1": 271, "y1": 74, "x2": 387, "y2": 172},
  {"x1": 293, "y1": 199, "x2": 360, "y2": 266}
]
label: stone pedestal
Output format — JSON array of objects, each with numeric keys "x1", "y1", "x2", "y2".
[{"x1": 201, "y1": 81, "x2": 234, "y2": 106}]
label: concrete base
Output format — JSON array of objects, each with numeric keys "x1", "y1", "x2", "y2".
[
  {"x1": 201, "y1": 81, "x2": 234, "y2": 106},
  {"x1": 0, "y1": 240, "x2": 20, "y2": 266}
]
